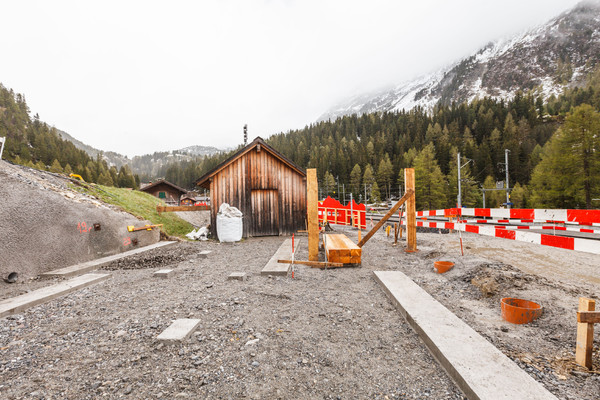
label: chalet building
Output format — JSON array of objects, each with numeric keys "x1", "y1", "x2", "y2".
[
  {"x1": 140, "y1": 179, "x2": 188, "y2": 205},
  {"x1": 180, "y1": 194, "x2": 196, "y2": 206},
  {"x1": 196, "y1": 137, "x2": 306, "y2": 238}
]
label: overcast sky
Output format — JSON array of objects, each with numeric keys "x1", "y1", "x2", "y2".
[{"x1": 0, "y1": 0, "x2": 581, "y2": 157}]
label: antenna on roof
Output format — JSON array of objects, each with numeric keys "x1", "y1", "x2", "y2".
[{"x1": 243, "y1": 124, "x2": 248, "y2": 146}]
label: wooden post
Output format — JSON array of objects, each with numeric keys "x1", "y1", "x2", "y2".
[
  {"x1": 307, "y1": 169, "x2": 319, "y2": 261},
  {"x1": 405, "y1": 168, "x2": 417, "y2": 252},
  {"x1": 576, "y1": 297, "x2": 596, "y2": 369},
  {"x1": 357, "y1": 189, "x2": 413, "y2": 248},
  {"x1": 394, "y1": 222, "x2": 399, "y2": 245}
]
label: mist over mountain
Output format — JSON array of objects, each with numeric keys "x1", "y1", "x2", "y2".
[
  {"x1": 56, "y1": 130, "x2": 222, "y2": 178},
  {"x1": 319, "y1": 1, "x2": 600, "y2": 121}
]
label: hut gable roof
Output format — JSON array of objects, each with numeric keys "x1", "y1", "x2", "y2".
[
  {"x1": 140, "y1": 179, "x2": 188, "y2": 195},
  {"x1": 195, "y1": 137, "x2": 305, "y2": 189}
]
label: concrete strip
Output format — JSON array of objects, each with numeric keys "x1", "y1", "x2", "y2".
[
  {"x1": 39, "y1": 241, "x2": 177, "y2": 279},
  {"x1": 261, "y1": 238, "x2": 294, "y2": 276},
  {"x1": 154, "y1": 269, "x2": 174, "y2": 279},
  {"x1": 0, "y1": 273, "x2": 112, "y2": 318},
  {"x1": 198, "y1": 250, "x2": 211, "y2": 258},
  {"x1": 373, "y1": 271, "x2": 557, "y2": 400},
  {"x1": 228, "y1": 272, "x2": 247, "y2": 281},
  {"x1": 157, "y1": 319, "x2": 201, "y2": 342}
]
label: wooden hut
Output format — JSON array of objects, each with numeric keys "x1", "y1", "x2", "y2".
[
  {"x1": 196, "y1": 137, "x2": 306, "y2": 238},
  {"x1": 140, "y1": 179, "x2": 188, "y2": 205}
]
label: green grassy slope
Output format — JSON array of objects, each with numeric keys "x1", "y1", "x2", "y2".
[{"x1": 73, "y1": 183, "x2": 194, "y2": 238}]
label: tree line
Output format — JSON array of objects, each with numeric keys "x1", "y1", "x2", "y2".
[
  {"x1": 2, "y1": 67, "x2": 599, "y2": 210},
  {"x1": 0, "y1": 84, "x2": 139, "y2": 188}
]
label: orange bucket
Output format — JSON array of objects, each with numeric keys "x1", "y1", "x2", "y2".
[
  {"x1": 501, "y1": 298, "x2": 543, "y2": 324},
  {"x1": 434, "y1": 261, "x2": 454, "y2": 274}
]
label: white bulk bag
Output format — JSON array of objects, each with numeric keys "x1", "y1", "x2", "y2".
[{"x1": 216, "y1": 203, "x2": 243, "y2": 242}]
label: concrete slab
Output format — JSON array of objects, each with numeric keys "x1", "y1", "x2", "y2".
[
  {"x1": 154, "y1": 269, "x2": 174, "y2": 279},
  {"x1": 0, "y1": 273, "x2": 112, "y2": 318},
  {"x1": 198, "y1": 250, "x2": 211, "y2": 258},
  {"x1": 373, "y1": 271, "x2": 557, "y2": 400},
  {"x1": 39, "y1": 241, "x2": 177, "y2": 279},
  {"x1": 157, "y1": 319, "x2": 201, "y2": 342},
  {"x1": 261, "y1": 238, "x2": 295, "y2": 276},
  {"x1": 228, "y1": 272, "x2": 247, "y2": 281}
]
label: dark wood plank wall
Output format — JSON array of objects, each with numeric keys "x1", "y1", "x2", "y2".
[{"x1": 209, "y1": 147, "x2": 306, "y2": 238}]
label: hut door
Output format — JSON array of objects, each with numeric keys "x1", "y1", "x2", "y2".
[{"x1": 250, "y1": 189, "x2": 279, "y2": 236}]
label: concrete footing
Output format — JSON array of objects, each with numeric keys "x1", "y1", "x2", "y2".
[
  {"x1": 157, "y1": 319, "x2": 201, "y2": 342},
  {"x1": 373, "y1": 271, "x2": 557, "y2": 400},
  {"x1": 261, "y1": 239, "x2": 293, "y2": 276},
  {"x1": 228, "y1": 272, "x2": 247, "y2": 281},
  {"x1": 198, "y1": 250, "x2": 211, "y2": 259},
  {"x1": 0, "y1": 273, "x2": 112, "y2": 318},
  {"x1": 154, "y1": 269, "x2": 174, "y2": 279}
]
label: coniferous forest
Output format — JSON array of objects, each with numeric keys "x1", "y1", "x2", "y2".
[{"x1": 2, "y1": 68, "x2": 600, "y2": 210}]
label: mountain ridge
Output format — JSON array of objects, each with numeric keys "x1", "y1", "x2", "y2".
[{"x1": 319, "y1": 1, "x2": 600, "y2": 121}]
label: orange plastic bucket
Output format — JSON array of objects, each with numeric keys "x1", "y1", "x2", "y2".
[
  {"x1": 434, "y1": 261, "x2": 454, "y2": 274},
  {"x1": 501, "y1": 298, "x2": 543, "y2": 324}
]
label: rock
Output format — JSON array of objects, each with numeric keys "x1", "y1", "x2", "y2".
[
  {"x1": 251, "y1": 361, "x2": 259, "y2": 367},
  {"x1": 245, "y1": 339, "x2": 260, "y2": 346}
]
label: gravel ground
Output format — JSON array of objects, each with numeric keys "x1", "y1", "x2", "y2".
[
  {"x1": 2, "y1": 221, "x2": 599, "y2": 399},
  {"x1": 0, "y1": 235, "x2": 465, "y2": 400},
  {"x1": 359, "y1": 225, "x2": 600, "y2": 400}
]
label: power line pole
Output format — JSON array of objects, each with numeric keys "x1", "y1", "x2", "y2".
[
  {"x1": 457, "y1": 152, "x2": 472, "y2": 208},
  {"x1": 505, "y1": 149, "x2": 510, "y2": 208},
  {"x1": 457, "y1": 152, "x2": 462, "y2": 208}
]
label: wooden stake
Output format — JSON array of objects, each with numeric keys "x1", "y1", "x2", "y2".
[
  {"x1": 394, "y1": 222, "x2": 399, "y2": 245},
  {"x1": 307, "y1": 169, "x2": 319, "y2": 261},
  {"x1": 576, "y1": 297, "x2": 595, "y2": 369},
  {"x1": 405, "y1": 168, "x2": 417, "y2": 252},
  {"x1": 357, "y1": 189, "x2": 413, "y2": 248}
]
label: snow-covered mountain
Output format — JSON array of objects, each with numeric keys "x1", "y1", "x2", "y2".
[{"x1": 319, "y1": 1, "x2": 600, "y2": 121}]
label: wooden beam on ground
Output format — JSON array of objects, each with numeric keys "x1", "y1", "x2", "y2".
[
  {"x1": 405, "y1": 168, "x2": 417, "y2": 252},
  {"x1": 576, "y1": 297, "x2": 595, "y2": 369},
  {"x1": 324, "y1": 233, "x2": 361, "y2": 264},
  {"x1": 307, "y1": 168, "x2": 319, "y2": 261},
  {"x1": 577, "y1": 311, "x2": 600, "y2": 323},
  {"x1": 157, "y1": 205, "x2": 210, "y2": 214},
  {"x1": 277, "y1": 259, "x2": 344, "y2": 268},
  {"x1": 357, "y1": 189, "x2": 413, "y2": 248}
]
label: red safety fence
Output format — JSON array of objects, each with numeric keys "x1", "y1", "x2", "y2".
[
  {"x1": 403, "y1": 206, "x2": 600, "y2": 255},
  {"x1": 318, "y1": 196, "x2": 366, "y2": 229},
  {"x1": 416, "y1": 207, "x2": 600, "y2": 226}
]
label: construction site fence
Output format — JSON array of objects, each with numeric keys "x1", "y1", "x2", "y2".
[
  {"x1": 318, "y1": 196, "x2": 367, "y2": 229},
  {"x1": 399, "y1": 207, "x2": 600, "y2": 255}
]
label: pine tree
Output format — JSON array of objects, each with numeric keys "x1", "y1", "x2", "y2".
[
  {"x1": 371, "y1": 181, "x2": 381, "y2": 203},
  {"x1": 349, "y1": 164, "x2": 362, "y2": 198},
  {"x1": 530, "y1": 104, "x2": 600, "y2": 208},
  {"x1": 323, "y1": 171, "x2": 336, "y2": 197},
  {"x1": 49, "y1": 159, "x2": 63, "y2": 173},
  {"x1": 376, "y1": 154, "x2": 394, "y2": 200},
  {"x1": 414, "y1": 143, "x2": 447, "y2": 210},
  {"x1": 362, "y1": 164, "x2": 375, "y2": 202}
]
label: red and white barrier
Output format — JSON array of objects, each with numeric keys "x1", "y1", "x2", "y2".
[
  {"x1": 416, "y1": 208, "x2": 600, "y2": 227},
  {"x1": 400, "y1": 219, "x2": 600, "y2": 255}
]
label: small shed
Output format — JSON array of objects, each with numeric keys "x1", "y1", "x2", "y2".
[
  {"x1": 196, "y1": 137, "x2": 306, "y2": 238},
  {"x1": 140, "y1": 179, "x2": 188, "y2": 205}
]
